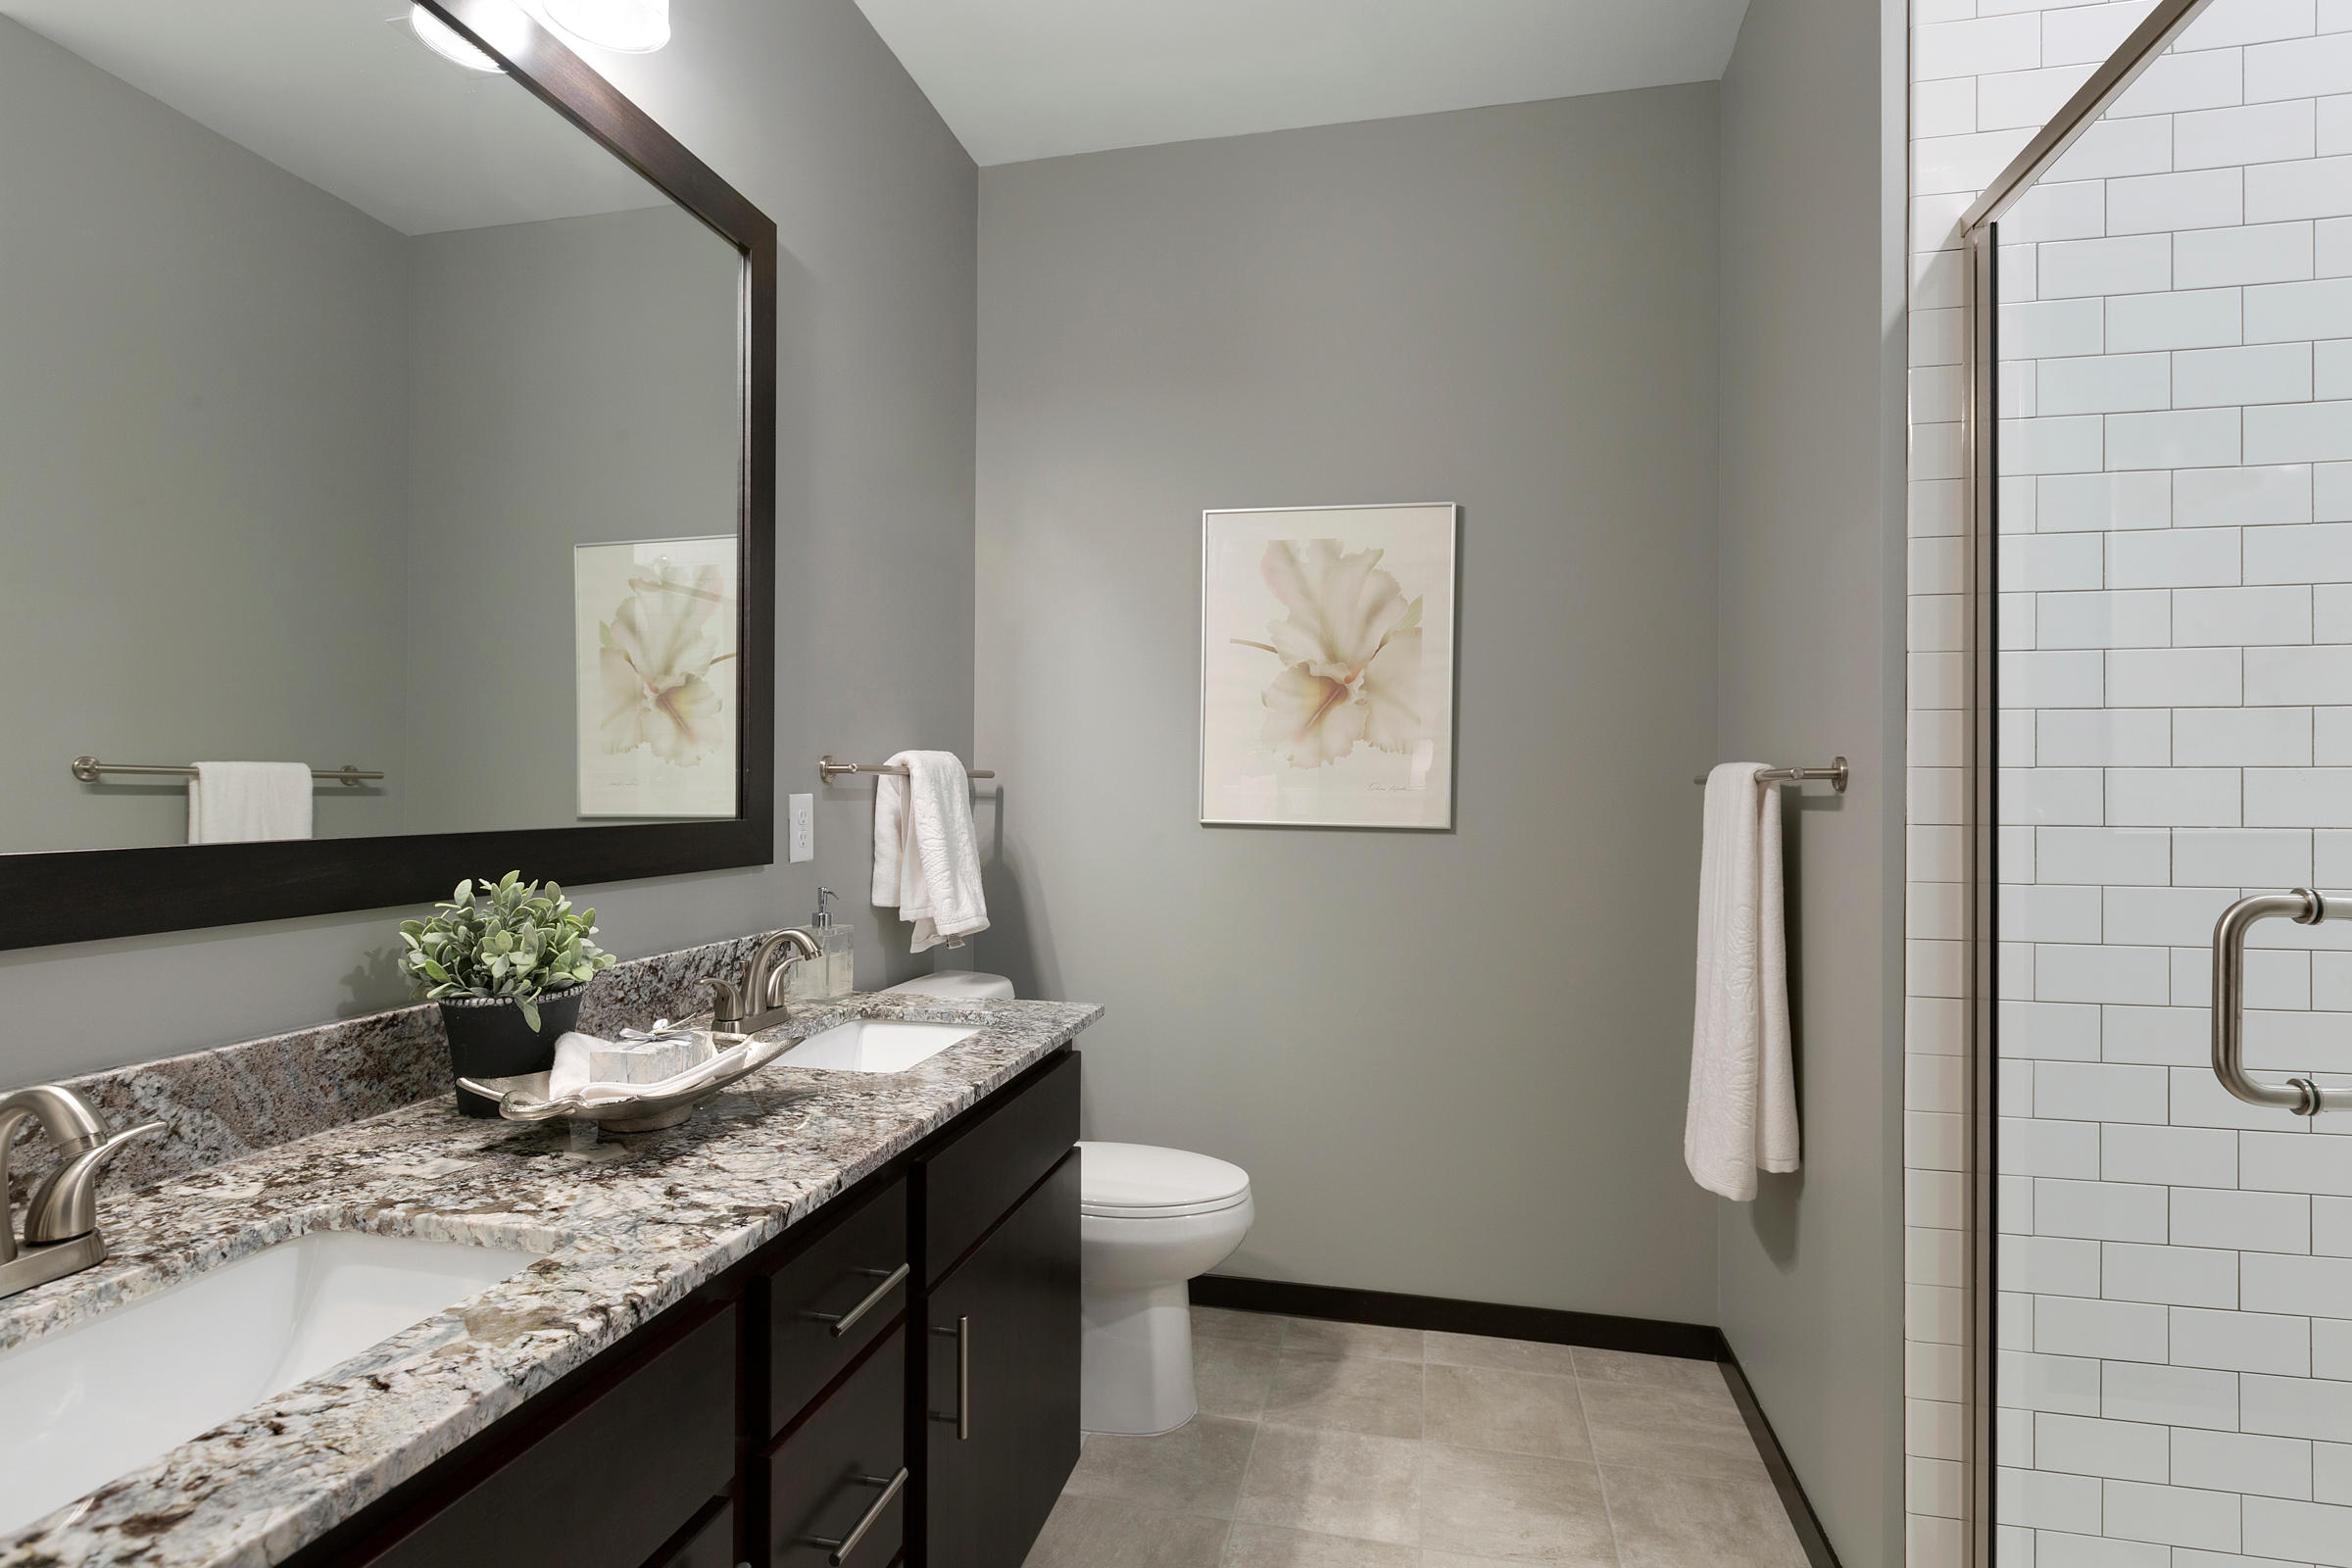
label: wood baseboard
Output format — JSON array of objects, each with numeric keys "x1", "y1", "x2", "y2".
[{"x1": 1190, "y1": 1275, "x2": 1842, "y2": 1568}]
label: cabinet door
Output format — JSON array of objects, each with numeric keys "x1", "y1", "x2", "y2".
[{"x1": 921, "y1": 1152, "x2": 1080, "y2": 1568}]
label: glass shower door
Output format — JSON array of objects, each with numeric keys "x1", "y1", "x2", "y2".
[{"x1": 1993, "y1": 1, "x2": 2352, "y2": 1558}]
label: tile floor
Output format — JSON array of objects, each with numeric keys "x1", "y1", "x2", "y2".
[{"x1": 1023, "y1": 1306, "x2": 1809, "y2": 1568}]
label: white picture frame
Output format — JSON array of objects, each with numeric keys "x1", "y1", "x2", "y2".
[
  {"x1": 573, "y1": 534, "x2": 739, "y2": 819},
  {"x1": 1199, "y1": 503, "x2": 1459, "y2": 830}
]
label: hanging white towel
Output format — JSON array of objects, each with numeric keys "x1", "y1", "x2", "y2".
[
  {"x1": 1685, "y1": 761, "x2": 1799, "y2": 1200},
  {"x1": 871, "y1": 751, "x2": 989, "y2": 954},
  {"x1": 187, "y1": 761, "x2": 314, "y2": 845}
]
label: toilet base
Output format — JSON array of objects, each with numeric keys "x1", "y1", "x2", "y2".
[{"x1": 1081, "y1": 1279, "x2": 1199, "y2": 1436}]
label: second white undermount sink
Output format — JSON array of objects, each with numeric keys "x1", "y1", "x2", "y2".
[
  {"x1": 0, "y1": 1229, "x2": 537, "y2": 1538},
  {"x1": 775, "y1": 1018, "x2": 978, "y2": 1073}
]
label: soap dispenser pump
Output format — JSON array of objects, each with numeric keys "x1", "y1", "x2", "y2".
[{"x1": 791, "y1": 887, "x2": 856, "y2": 1001}]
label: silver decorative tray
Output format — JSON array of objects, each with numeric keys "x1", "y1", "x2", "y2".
[{"x1": 460, "y1": 1030, "x2": 798, "y2": 1132}]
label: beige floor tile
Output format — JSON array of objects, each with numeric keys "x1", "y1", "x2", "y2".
[
  {"x1": 1223, "y1": 1522, "x2": 1421, "y2": 1567},
  {"x1": 1194, "y1": 1304, "x2": 1289, "y2": 1346},
  {"x1": 1419, "y1": 1554, "x2": 1543, "y2": 1566},
  {"x1": 1422, "y1": 1331, "x2": 1580, "y2": 1378},
  {"x1": 1021, "y1": 1494, "x2": 1232, "y2": 1568},
  {"x1": 1063, "y1": 1412, "x2": 1259, "y2": 1518},
  {"x1": 1571, "y1": 1346, "x2": 1731, "y2": 1397},
  {"x1": 1234, "y1": 1424, "x2": 1424, "y2": 1545},
  {"x1": 1284, "y1": 1318, "x2": 1426, "y2": 1361},
  {"x1": 1262, "y1": 1351, "x2": 1426, "y2": 1439},
  {"x1": 1197, "y1": 1333, "x2": 1283, "y2": 1418},
  {"x1": 1601, "y1": 1465, "x2": 1808, "y2": 1568},
  {"x1": 1578, "y1": 1383, "x2": 1768, "y2": 1482},
  {"x1": 1423, "y1": 1365, "x2": 1591, "y2": 1459},
  {"x1": 1417, "y1": 1446, "x2": 1616, "y2": 1566}
]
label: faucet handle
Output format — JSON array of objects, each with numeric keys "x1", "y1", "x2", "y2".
[{"x1": 24, "y1": 1120, "x2": 161, "y2": 1246}]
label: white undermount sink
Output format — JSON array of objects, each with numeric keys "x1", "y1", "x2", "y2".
[
  {"x1": 775, "y1": 1018, "x2": 978, "y2": 1073},
  {"x1": 0, "y1": 1229, "x2": 537, "y2": 1537}
]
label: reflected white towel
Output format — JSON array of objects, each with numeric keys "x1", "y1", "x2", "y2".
[
  {"x1": 187, "y1": 761, "x2": 313, "y2": 844},
  {"x1": 872, "y1": 751, "x2": 988, "y2": 954},
  {"x1": 1685, "y1": 762, "x2": 1799, "y2": 1200}
]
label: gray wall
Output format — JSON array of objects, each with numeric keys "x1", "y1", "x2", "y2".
[
  {"x1": 0, "y1": 16, "x2": 411, "y2": 853},
  {"x1": 973, "y1": 89, "x2": 1723, "y2": 1321},
  {"x1": 400, "y1": 205, "x2": 744, "y2": 835},
  {"x1": 0, "y1": 0, "x2": 978, "y2": 1082},
  {"x1": 1712, "y1": 0, "x2": 1907, "y2": 1561}
]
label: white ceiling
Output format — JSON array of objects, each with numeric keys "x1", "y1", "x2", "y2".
[
  {"x1": 853, "y1": 0, "x2": 1754, "y2": 167},
  {"x1": 2, "y1": 0, "x2": 666, "y2": 235}
]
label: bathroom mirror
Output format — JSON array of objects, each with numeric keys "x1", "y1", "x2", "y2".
[{"x1": 0, "y1": 0, "x2": 777, "y2": 948}]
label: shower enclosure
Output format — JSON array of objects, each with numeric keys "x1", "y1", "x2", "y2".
[{"x1": 1973, "y1": 0, "x2": 2352, "y2": 1559}]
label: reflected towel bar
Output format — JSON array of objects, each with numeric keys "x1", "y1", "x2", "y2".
[
  {"x1": 818, "y1": 756, "x2": 995, "y2": 782},
  {"x1": 1690, "y1": 757, "x2": 1849, "y2": 793},
  {"x1": 72, "y1": 757, "x2": 382, "y2": 788}
]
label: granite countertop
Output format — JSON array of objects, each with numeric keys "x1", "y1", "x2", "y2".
[{"x1": 0, "y1": 992, "x2": 1102, "y2": 1568}]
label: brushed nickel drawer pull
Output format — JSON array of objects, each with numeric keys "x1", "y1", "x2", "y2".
[
  {"x1": 928, "y1": 1316, "x2": 972, "y2": 1440},
  {"x1": 808, "y1": 1262, "x2": 909, "y2": 1338},
  {"x1": 805, "y1": 1467, "x2": 907, "y2": 1566}
]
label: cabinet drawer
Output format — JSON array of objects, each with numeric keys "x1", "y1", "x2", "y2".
[
  {"x1": 767, "y1": 1325, "x2": 906, "y2": 1568},
  {"x1": 363, "y1": 1305, "x2": 735, "y2": 1568},
  {"x1": 646, "y1": 1496, "x2": 734, "y2": 1568},
  {"x1": 919, "y1": 1051, "x2": 1078, "y2": 1284},
  {"x1": 767, "y1": 1174, "x2": 907, "y2": 1436}
]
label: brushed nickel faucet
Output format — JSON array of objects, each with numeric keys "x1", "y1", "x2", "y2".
[
  {"x1": 0, "y1": 1085, "x2": 161, "y2": 1301},
  {"x1": 706, "y1": 928, "x2": 821, "y2": 1036}
]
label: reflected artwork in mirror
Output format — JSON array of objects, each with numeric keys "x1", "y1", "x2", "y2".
[{"x1": 0, "y1": 0, "x2": 777, "y2": 948}]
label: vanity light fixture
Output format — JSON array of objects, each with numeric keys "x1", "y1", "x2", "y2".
[
  {"x1": 408, "y1": 5, "x2": 504, "y2": 72},
  {"x1": 541, "y1": 0, "x2": 670, "y2": 53}
]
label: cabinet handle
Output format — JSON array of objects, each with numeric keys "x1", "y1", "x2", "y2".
[
  {"x1": 803, "y1": 1467, "x2": 907, "y2": 1566},
  {"x1": 806, "y1": 1262, "x2": 909, "y2": 1338},
  {"x1": 928, "y1": 1315, "x2": 972, "y2": 1440}
]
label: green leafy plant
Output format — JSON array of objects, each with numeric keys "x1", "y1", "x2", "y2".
[{"x1": 398, "y1": 871, "x2": 615, "y2": 1030}]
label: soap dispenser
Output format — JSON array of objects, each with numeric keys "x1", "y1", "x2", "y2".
[{"x1": 789, "y1": 888, "x2": 856, "y2": 1001}]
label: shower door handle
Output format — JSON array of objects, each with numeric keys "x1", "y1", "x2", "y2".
[{"x1": 2212, "y1": 890, "x2": 2352, "y2": 1117}]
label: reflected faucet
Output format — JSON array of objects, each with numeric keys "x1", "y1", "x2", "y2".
[
  {"x1": 706, "y1": 928, "x2": 821, "y2": 1036},
  {"x1": 0, "y1": 1085, "x2": 162, "y2": 1300}
]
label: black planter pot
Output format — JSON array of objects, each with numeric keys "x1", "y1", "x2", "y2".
[{"x1": 440, "y1": 984, "x2": 585, "y2": 1117}]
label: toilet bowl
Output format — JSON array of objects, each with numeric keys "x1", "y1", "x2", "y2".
[
  {"x1": 1078, "y1": 1142, "x2": 1253, "y2": 1436},
  {"x1": 880, "y1": 970, "x2": 1015, "y2": 1002}
]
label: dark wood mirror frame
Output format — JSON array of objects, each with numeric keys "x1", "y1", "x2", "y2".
[{"x1": 0, "y1": 0, "x2": 777, "y2": 952}]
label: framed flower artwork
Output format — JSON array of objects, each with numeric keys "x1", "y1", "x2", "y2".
[
  {"x1": 573, "y1": 535, "x2": 739, "y2": 818},
  {"x1": 1199, "y1": 504, "x2": 1458, "y2": 829}
]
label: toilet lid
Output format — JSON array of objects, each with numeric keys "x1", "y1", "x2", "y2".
[
  {"x1": 1079, "y1": 1142, "x2": 1251, "y2": 1218},
  {"x1": 881, "y1": 971, "x2": 1014, "y2": 1001}
]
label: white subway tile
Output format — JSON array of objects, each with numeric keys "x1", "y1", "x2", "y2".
[
  {"x1": 2250, "y1": 277, "x2": 2352, "y2": 342},
  {"x1": 2046, "y1": 3, "x2": 2165, "y2": 68},
  {"x1": 2037, "y1": 1058, "x2": 2175, "y2": 1121},
  {"x1": 2041, "y1": 352, "x2": 2173, "y2": 413},
  {"x1": 2176, "y1": 705, "x2": 2316, "y2": 763},
  {"x1": 2103, "y1": 1478, "x2": 2244, "y2": 1551},
  {"x1": 2178, "y1": 343, "x2": 2315, "y2": 408},
  {"x1": 2311, "y1": 460, "x2": 2352, "y2": 520},
  {"x1": 2248, "y1": 154, "x2": 2352, "y2": 222},
  {"x1": 2002, "y1": 1465, "x2": 2104, "y2": 1534},
  {"x1": 1918, "y1": 127, "x2": 2040, "y2": 197},
  {"x1": 2033, "y1": 1533, "x2": 2163, "y2": 1568},
  {"x1": 2174, "y1": 1428, "x2": 2316, "y2": 1502},
  {"x1": 2006, "y1": 1114, "x2": 2103, "y2": 1179},
  {"x1": 2246, "y1": 765, "x2": 2352, "y2": 824},
  {"x1": 2037, "y1": 708, "x2": 2171, "y2": 764},
  {"x1": 1916, "y1": 763, "x2": 1968, "y2": 824},
  {"x1": 2103, "y1": 1357, "x2": 2241, "y2": 1428},
  {"x1": 2243, "y1": 1495, "x2": 2352, "y2": 1565},
  {"x1": 2248, "y1": 399, "x2": 2352, "y2": 464},
  {"x1": 2107, "y1": 766, "x2": 2243, "y2": 824},
  {"x1": 2006, "y1": 648, "x2": 2108, "y2": 704},
  {"x1": 2035, "y1": 942, "x2": 2174, "y2": 1003},
  {"x1": 2176, "y1": 826, "x2": 2317, "y2": 882},
  {"x1": 2039, "y1": 826, "x2": 2172, "y2": 885},
  {"x1": 2112, "y1": 46, "x2": 2247, "y2": 118},
  {"x1": 2314, "y1": 946, "x2": 2352, "y2": 1005},
  {"x1": 2174, "y1": 1307, "x2": 2315, "y2": 1377},
  {"x1": 2006, "y1": 414, "x2": 2108, "y2": 474},
  {"x1": 2109, "y1": 407, "x2": 2245, "y2": 469},
  {"x1": 2004, "y1": 1233, "x2": 2106, "y2": 1299},
  {"x1": 2103, "y1": 1120, "x2": 2239, "y2": 1184},
  {"x1": 2005, "y1": 766, "x2": 2107, "y2": 822},
  {"x1": 2011, "y1": 297, "x2": 2110, "y2": 358},
  {"x1": 2176, "y1": 464, "x2": 2314, "y2": 526},
  {"x1": 2323, "y1": 1439, "x2": 2352, "y2": 1501},
  {"x1": 2174, "y1": 1185, "x2": 2313, "y2": 1251},
  {"x1": 2246, "y1": 28, "x2": 2352, "y2": 101},
  {"x1": 2324, "y1": 215, "x2": 2352, "y2": 276},
  {"x1": 2034, "y1": 1412, "x2": 2170, "y2": 1482},
  {"x1": 2006, "y1": 176, "x2": 2111, "y2": 243},
  {"x1": 1916, "y1": 76, "x2": 1979, "y2": 141},
  {"x1": 1914, "y1": 648, "x2": 1968, "y2": 706},
  {"x1": 2049, "y1": 113, "x2": 2176, "y2": 182},
  {"x1": 2107, "y1": 646, "x2": 2244, "y2": 704},
  {"x1": 2319, "y1": 1194, "x2": 2352, "y2": 1251},
  {"x1": 2184, "y1": 586, "x2": 2317, "y2": 645},
  {"x1": 2324, "y1": 93, "x2": 2352, "y2": 155},
  {"x1": 2179, "y1": 100, "x2": 2320, "y2": 170},
  {"x1": 2037, "y1": 1293, "x2": 2171, "y2": 1361},
  {"x1": 2104, "y1": 1240, "x2": 2241, "y2": 1307},
  {"x1": 2177, "y1": 1062, "x2": 2323, "y2": 1129},
  {"x1": 2242, "y1": 1373, "x2": 2352, "y2": 1443},
  {"x1": 2320, "y1": 339, "x2": 2352, "y2": 401},
  {"x1": 1913, "y1": 591, "x2": 1969, "y2": 653},
  {"x1": 2109, "y1": 527, "x2": 2241, "y2": 588},
  {"x1": 2101, "y1": 1003, "x2": 2209, "y2": 1064},
  {"x1": 2111, "y1": 288, "x2": 2243, "y2": 352},
  {"x1": 2040, "y1": 470, "x2": 2174, "y2": 531},
  {"x1": 2323, "y1": 1321, "x2": 2352, "y2": 1383},
  {"x1": 2179, "y1": 221, "x2": 2318, "y2": 290},
  {"x1": 2006, "y1": 998, "x2": 2104, "y2": 1057},
  {"x1": 1917, "y1": 13, "x2": 2044, "y2": 79},
  {"x1": 2245, "y1": 1131, "x2": 2352, "y2": 1195},
  {"x1": 2179, "y1": 0, "x2": 2318, "y2": 48},
  {"x1": 2245, "y1": 519, "x2": 2352, "y2": 581},
  {"x1": 2110, "y1": 168, "x2": 2247, "y2": 236},
  {"x1": 2038, "y1": 589, "x2": 2170, "y2": 647},
  {"x1": 2036, "y1": 1174, "x2": 2172, "y2": 1237}
]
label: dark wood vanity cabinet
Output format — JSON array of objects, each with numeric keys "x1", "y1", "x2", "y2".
[{"x1": 296, "y1": 1049, "x2": 1078, "y2": 1568}]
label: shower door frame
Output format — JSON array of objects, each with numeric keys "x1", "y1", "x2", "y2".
[{"x1": 1956, "y1": 2, "x2": 2225, "y2": 1562}]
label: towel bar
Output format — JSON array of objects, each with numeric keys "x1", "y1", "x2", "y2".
[
  {"x1": 1690, "y1": 757, "x2": 1848, "y2": 793},
  {"x1": 72, "y1": 757, "x2": 382, "y2": 787},
  {"x1": 818, "y1": 755, "x2": 995, "y2": 782}
]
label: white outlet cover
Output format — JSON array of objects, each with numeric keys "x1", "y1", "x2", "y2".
[{"x1": 787, "y1": 793, "x2": 813, "y2": 863}]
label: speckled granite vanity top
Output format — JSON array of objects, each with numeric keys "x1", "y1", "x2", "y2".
[{"x1": 0, "y1": 989, "x2": 1101, "y2": 1568}]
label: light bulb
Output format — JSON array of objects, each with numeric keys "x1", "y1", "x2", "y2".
[
  {"x1": 409, "y1": 5, "x2": 504, "y2": 72},
  {"x1": 542, "y1": 0, "x2": 669, "y2": 53}
]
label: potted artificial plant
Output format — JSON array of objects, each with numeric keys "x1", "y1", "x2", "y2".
[{"x1": 399, "y1": 872, "x2": 616, "y2": 1116}]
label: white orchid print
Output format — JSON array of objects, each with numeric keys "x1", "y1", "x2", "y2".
[
  {"x1": 596, "y1": 561, "x2": 735, "y2": 767},
  {"x1": 1235, "y1": 539, "x2": 1426, "y2": 767}
]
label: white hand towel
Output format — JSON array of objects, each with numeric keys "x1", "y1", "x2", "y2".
[
  {"x1": 187, "y1": 761, "x2": 314, "y2": 845},
  {"x1": 873, "y1": 750, "x2": 989, "y2": 954},
  {"x1": 1685, "y1": 762, "x2": 1799, "y2": 1200}
]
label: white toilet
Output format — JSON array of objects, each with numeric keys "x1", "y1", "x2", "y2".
[{"x1": 1077, "y1": 1141, "x2": 1254, "y2": 1436}]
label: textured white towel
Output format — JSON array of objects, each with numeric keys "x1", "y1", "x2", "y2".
[
  {"x1": 187, "y1": 761, "x2": 313, "y2": 844},
  {"x1": 872, "y1": 751, "x2": 989, "y2": 954},
  {"x1": 1685, "y1": 762, "x2": 1799, "y2": 1200}
]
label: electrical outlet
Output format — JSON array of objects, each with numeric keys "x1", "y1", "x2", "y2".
[{"x1": 787, "y1": 793, "x2": 813, "y2": 862}]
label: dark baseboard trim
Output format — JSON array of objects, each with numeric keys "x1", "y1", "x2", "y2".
[{"x1": 1192, "y1": 1276, "x2": 1842, "y2": 1568}]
